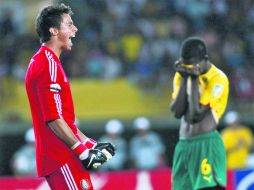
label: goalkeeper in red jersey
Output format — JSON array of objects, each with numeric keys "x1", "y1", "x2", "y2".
[{"x1": 25, "y1": 3, "x2": 115, "y2": 189}]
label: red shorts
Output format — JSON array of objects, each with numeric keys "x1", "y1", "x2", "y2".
[{"x1": 45, "y1": 157, "x2": 93, "y2": 190}]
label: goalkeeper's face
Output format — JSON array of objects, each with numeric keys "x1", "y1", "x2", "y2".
[{"x1": 56, "y1": 13, "x2": 78, "y2": 51}]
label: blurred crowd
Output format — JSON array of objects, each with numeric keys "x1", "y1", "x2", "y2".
[
  {"x1": 11, "y1": 117, "x2": 166, "y2": 176},
  {"x1": 1, "y1": 0, "x2": 254, "y2": 108}
]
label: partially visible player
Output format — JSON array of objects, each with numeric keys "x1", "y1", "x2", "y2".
[
  {"x1": 25, "y1": 4, "x2": 115, "y2": 189},
  {"x1": 170, "y1": 37, "x2": 229, "y2": 190}
]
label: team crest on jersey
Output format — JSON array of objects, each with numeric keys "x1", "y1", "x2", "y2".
[
  {"x1": 80, "y1": 179, "x2": 91, "y2": 190},
  {"x1": 50, "y1": 83, "x2": 61, "y2": 92},
  {"x1": 212, "y1": 84, "x2": 223, "y2": 97}
]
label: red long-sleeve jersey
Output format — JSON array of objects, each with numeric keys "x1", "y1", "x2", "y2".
[{"x1": 25, "y1": 45, "x2": 77, "y2": 177}]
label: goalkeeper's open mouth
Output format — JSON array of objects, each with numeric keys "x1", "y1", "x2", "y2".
[{"x1": 69, "y1": 34, "x2": 76, "y2": 46}]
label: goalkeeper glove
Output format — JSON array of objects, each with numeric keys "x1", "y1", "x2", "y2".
[
  {"x1": 81, "y1": 149, "x2": 107, "y2": 170},
  {"x1": 83, "y1": 138, "x2": 97, "y2": 149},
  {"x1": 71, "y1": 141, "x2": 107, "y2": 169},
  {"x1": 94, "y1": 142, "x2": 116, "y2": 161},
  {"x1": 83, "y1": 138, "x2": 115, "y2": 161}
]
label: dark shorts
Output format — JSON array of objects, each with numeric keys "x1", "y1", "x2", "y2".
[{"x1": 172, "y1": 130, "x2": 226, "y2": 190}]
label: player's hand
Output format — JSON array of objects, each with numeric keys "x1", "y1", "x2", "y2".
[
  {"x1": 174, "y1": 60, "x2": 188, "y2": 78},
  {"x1": 186, "y1": 63, "x2": 201, "y2": 77},
  {"x1": 71, "y1": 141, "x2": 107, "y2": 170},
  {"x1": 82, "y1": 149, "x2": 107, "y2": 170},
  {"x1": 94, "y1": 142, "x2": 116, "y2": 161},
  {"x1": 174, "y1": 60, "x2": 200, "y2": 77}
]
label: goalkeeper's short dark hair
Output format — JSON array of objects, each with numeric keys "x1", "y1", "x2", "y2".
[
  {"x1": 180, "y1": 37, "x2": 208, "y2": 61},
  {"x1": 36, "y1": 3, "x2": 73, "y2": 43}
]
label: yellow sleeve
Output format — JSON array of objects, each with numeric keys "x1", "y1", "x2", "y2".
[
  {"x1": 172, "y1": 72, "x2": 181, "y2": 100},
  {"x1": 200, "y1": 74, "x2": 229, "y2": 121}
]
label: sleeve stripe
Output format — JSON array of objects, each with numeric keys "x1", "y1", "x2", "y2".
[
  {"x1": 54, "y1": 94, "x2": 63, "y2": 118},
  {"x1": 51, "y1": 56, "x2": 54, "y2": 81},
  {"x1": 53, "y1": 61, "x2": 57, "y2": 82},
  {"x1": 45, "y1": 51, "x2": 52, "y2": 81},
  {"x1": 45, "y1": 50, "x2": 57, "y2": 82}
]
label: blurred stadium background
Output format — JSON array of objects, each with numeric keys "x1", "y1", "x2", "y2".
[{"x1": 1, "y1": 0, "x2": 254, "y2": 189}]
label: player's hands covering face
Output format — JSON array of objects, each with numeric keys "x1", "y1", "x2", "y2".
[{"x1": 174, "y1": 59, "x2": 201, "y2": 77}]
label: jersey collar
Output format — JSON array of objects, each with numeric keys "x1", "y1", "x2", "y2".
[{"x1": 40, "y1": 45, "x2": 60, "y2": 63}]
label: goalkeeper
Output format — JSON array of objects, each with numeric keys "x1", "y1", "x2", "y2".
[
  {"x1": 25, "y1": 3, "x2": 115, "y2": 190},
  {"x1": 170, "y1": 37, "x2": 229, "y2": 190}
]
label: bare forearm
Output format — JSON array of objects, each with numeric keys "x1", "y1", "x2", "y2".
[
  {"x1": 48, "y1": 119, "x2": 79, "y2": 147},
  {"x1": 77, "y1": 128, "x2": 89, "y2": 142},
  {"x1": 188, "y1": 77, "x2": 209, "y2": 122},
  {"x1": 189, "y1": 77, "x2": 200, "y2": 113},
  {"x1": 171, "y1": 78, "x2": 188, "y2": 118}
]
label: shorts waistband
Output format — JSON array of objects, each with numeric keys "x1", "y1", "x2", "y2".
[{"x1": 179, "y1": 130, "x2": 220, "y2": 141}]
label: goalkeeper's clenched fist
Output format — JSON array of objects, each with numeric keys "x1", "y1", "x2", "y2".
[
  {"x1": 82, "y1": 149, "x2": 107, "y2": 170},
  {"x1": 94, "y1": 142, "x2": 116, "y2": 161},
  {"x1": 72, "y1": 138, "x2": 116, "y2": 170},
  {"x1": 71, "y1": 141, "x2": 108, "y2": 170},
  {"x1": 83, "y1": 138, "x2": 116, "y2": 162}
]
